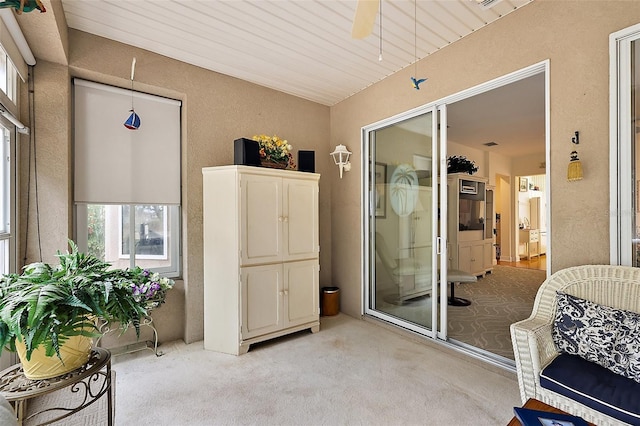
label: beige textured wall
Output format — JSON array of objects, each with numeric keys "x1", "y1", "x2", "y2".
[
  {"x1": 19, "y1": 61, "x2": 72, "y2": 265},
  {"x1": 18, "y1": 1, "x2": 640, "y2": 339},
  {"x1": 331, "y1": 1, "x2": 640, "y2": 317},
  {"x1": 21, "y1": 30, "x2": 331, "y2": 344}
]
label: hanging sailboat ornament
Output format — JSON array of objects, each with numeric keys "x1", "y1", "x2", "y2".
[
  {"x1": 124, "y1": 57, "x2": 140, "y2": 130},
  {"x1": 124, "y1": 110, "x2": 140, "y2": 130}
]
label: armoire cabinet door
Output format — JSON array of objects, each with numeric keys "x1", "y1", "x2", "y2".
[
  {"x1": 470, "y1": 243, "x2": 484, "y2": 276},
  {"x1": 283, "y1": 178, "x2": 319, "y2": 261},
  {"x1": 241, "y1": 174, "x2": 283, "y2": 266},
  {"x1": 458, "y1": 245, "x2": 472, "y2": 275},
  {"x1": 241, "y1": 261, "x2": 318, "y2": 339},
  {"x1": 241, "y1": 264, "x2": 283, "y2": 339},
  {"x1": 284, "y1": 260, "x2": 319, "y2": 328}
]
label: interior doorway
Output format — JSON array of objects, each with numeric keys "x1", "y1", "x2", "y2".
[{"x1": 443, "y1": 70, "x2": 549, "y2": 360}]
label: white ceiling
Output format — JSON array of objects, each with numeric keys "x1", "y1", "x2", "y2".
[
  {"x1": 61, "y1": 0, "x2": 533, "y2": 107},
  {"x1": 59, "y1": 0, "x2": 543, "y2": 157},
  {"x1": 447, "y1": 72, "x2": 545, "y2": 157}
]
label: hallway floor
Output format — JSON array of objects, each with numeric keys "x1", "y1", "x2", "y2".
[{"x1": 498, "y1": 254, "x2": 546, "y2": 271}]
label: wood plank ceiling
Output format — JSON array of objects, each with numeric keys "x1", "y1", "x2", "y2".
[{"x1": 61, "y1": 0, "x2": 533, "y2": 106}]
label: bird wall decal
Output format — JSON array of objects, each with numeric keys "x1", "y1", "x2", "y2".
[
  {"x1": 0, "y1": 0, "x2": 46, "y2": 14},
  {"x1": 411, "y1": 77, "x2": 427, "y2": 90}
]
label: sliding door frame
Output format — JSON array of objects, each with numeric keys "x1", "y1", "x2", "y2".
[
  {"x1": 362, "y1": 106, "x2": 439, "y2": 337},
  {"x1": 361, "y1": 60, "x2": 550, "y2": 348},
  {"x1": 609, "y1": 23, "x2": 640, "y2": 265}
]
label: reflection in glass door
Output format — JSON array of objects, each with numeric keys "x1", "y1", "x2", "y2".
[{"x1": 365, "y1": 110, "x2": 438, "y2": 334}]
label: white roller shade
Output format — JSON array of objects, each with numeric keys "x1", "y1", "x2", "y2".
[{"x1": 74, "y1": 79, "x2": 181, "y2": 205}]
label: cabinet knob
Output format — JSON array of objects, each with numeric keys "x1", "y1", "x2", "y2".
[
  {"x1": 284, "y1": 290, "x2": 289, "y2": 295},
  {"x1": 283, "y1": 216, "x2": 289, "y2": 223},
  {"x1": 278, "y1": 216, "x2": 283, "y2": 222}
]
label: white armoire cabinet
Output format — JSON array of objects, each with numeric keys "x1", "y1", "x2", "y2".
[
  {"x1": 447, "y1": 173, "x2": 490, "y2": 277},
  {"x1": 202, "y1": 165, "x2": 320, "y2": 355}
]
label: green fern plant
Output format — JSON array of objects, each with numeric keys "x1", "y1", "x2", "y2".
[
  {"x1": 0, "y1": 241, "x2": 173, "y2": 361},
  {"x1": 447, "y1": 155, "x2": 478, "y2": 175}
]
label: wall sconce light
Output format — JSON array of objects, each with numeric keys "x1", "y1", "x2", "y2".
[{"x1": 330, "y1": 144, "x2": 352, "y2": 178}]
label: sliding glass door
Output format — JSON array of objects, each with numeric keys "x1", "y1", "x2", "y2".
[{"x1": 364, "y1": 108, "x2": 442, "y2": 336}]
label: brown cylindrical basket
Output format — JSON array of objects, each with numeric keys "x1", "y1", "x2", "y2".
[
  {"x1": 321, "y1": 287, "x2": 340, "y2": 316},
  {"x1": 261, "y1": 159, "x2": 288, "y2": 169}
]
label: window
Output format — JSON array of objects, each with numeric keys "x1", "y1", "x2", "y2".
[
  {"x1": 119, "y1": 205, "x2": 168, "y2": 260},
  {"x1": 78, "y1": 204, "x2": 179, "y2": 275},
  {"x1": 0, "y1": 33, "x2": 20, "y2": 276},
  {"x1": 0, "y1": 120, "x2": 15, "y2": 275},
  {"x1": 73, "y1": 80, "x2": 181, "y2": 277},
  {"x1": 0, "y1": 45, "x2": 17, "y2": 103}
]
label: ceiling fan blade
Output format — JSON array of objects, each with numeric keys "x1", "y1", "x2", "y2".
[{"x1": 351, "y1": 0, "x2": 379, "y2": 39}]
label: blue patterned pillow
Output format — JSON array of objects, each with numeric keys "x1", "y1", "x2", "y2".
[{"x1": 552, "y1": 291, "x2": 640, "y2": 383}]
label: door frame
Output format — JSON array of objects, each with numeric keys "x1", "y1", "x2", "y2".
[
  {"x1": 361, "y1": 60, "x2": 551, "y2": 345},
  {"x1": 609, "y1": 23, "x2": 640, "y2": 265},
  {"x1": 361, "y1": 106, "x2": 440, "y2": 338}
]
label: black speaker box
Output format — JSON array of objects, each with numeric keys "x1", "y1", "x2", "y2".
[
  {"x1": 298, "y1": 150, "x2": 315, "y2": 173},
  {"x1": 234, "y1": 138, "x2": 260, "y2": 166}
]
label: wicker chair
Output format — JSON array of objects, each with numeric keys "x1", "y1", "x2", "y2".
[{"x1": 510, "y1": 265, "x2": 640, "y2": 426}]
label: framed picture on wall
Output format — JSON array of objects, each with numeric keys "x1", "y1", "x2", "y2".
[
  {"x1": 375, "y1": 162, "x2": 386, "y2": 218},
  {"x1": 519, "y1": 177, "x2": 528, "y2": 192}
]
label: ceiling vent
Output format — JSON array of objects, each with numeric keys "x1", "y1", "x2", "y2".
[
  {"x1": 483, "y1": 142, "x2": 498, "y2": 147},
  {"x1": 475, "y1": 0, "x2": 503, "y2": 9}
]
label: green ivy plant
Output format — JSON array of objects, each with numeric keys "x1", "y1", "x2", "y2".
[{"x1": 0, "y1": 241, "x2": 174, "y2": 361}]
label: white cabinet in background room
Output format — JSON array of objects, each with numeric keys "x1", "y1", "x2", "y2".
[
  {"x1": 447, "y1": 173, "x2": 490, "y2": 277},
  {"x1": 458, "y1": 239, "x2": 485, "y2": 277},
  {"x1": 203, "y1": 165, "x2": 320, "y2": 355},
  {"x1": 519, "y1": 228, "x2": 540, "y2": 260}
]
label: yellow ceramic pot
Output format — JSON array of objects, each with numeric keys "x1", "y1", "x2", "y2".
[{"x1": 15, "y1": 335, "x2": 93, "y2": 380}]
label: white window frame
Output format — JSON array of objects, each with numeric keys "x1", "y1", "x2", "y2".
[
  {"x1": 609, "y1": 23, "x2": 640, "y2": 265},
  {"x1": 0, "y1": 45, "x2": 17, "y2": 104},
  {"x1": 0, "y1": 41, "x2": 19, "y2": 276},
  {"x1": 73, "y1": 79, "x2": 182, "y2": 278},
  {"x1": 75, "y1": 204, "x2": 180, "y2": 277},
  {"x1": 0, "y1": 117, "x2": 15, "y2": 275},
  {"x1": 118, "y1": 205, "x2": 169, "y2": 261}
]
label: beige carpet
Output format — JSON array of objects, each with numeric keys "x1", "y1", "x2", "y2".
[
  {"x1": 112, "y1": 315, "x2": 521, "y2": 425},
  {"x1": 448, "y1": 265, "x2": 546, "y2": 359},
  {"x1": 374, "y1": 265, "x2": 546, "y2": 360}
]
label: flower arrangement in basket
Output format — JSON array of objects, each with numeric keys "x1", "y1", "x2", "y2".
[
  {"x1": 124, "y1": 267, "x2": 174, "y2": 311},
  {"x1": 252, "y1": 134, "x2": 295, "y2": 169},
  {"x1": 113, "y1": 266, "x2": 174, "y2": 314}
]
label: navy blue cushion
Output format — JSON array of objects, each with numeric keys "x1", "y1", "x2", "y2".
[{"x1": 541, "y1": 353, "x2": 640, "y2": 425}]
